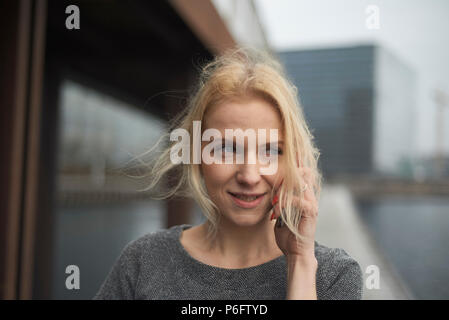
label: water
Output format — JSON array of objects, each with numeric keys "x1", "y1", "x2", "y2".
[
  {"x1": 356, "y1": 195, "x2": 449, "y2": 299},
  {"x1": 52, "y1": 200, "x2": 165, "y2": 299}
]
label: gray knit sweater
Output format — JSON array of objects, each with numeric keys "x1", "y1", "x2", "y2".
[{"x1": 93, "y1": 224, "x2": 363, "y2": 300}]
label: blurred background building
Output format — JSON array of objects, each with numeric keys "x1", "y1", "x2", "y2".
[
  {"x1": 1, "y1": 0, "x2": 448, "y2": 300},
  {"x1": 279, "y1": 45, "x2": 415, "y2": 179}
]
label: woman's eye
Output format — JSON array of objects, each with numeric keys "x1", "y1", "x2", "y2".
[
  {"x1": 267, "y1": 147, "x2": 283, "y2": 155},
  {"x1": 221, "y1": 144, "x2": 235, "y2": 153}
]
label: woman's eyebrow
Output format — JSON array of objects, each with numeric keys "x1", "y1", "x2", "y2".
[{"x1": 220, "y1": 138, "x2": 284, "y2": 145}]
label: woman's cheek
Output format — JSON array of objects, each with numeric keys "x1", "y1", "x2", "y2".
[
  {"x1": 201, "y1": 163, "x2": 235, "y2": 194},
  {"x1": 265, "y1": 163, "x2": 285, "y2": 186}
]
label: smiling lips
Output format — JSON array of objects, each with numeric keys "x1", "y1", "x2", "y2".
[{"x1": 228, "y1": 191, "x2": 267, "y2": 208}]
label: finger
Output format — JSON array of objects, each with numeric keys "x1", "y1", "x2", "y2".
[
  {"x1": 272, "y1": 196, "x2": 317, "y2": 220},
  {"x1": 298, "y1": 166, "x2": 312, "y2": 182},
  {"x1": 292, "y1": 198, "x2": 318, "y2": 218},
  {"x1": 298, "y1": 199, "x2": 318, "y2": 218},
  {"x1": 275, "y1": 212, "x2": 285, "y2": 228},
  {"x1": 272, "y1": 195, "x2": 288, "y2": 221},
  {"x1": 297, "y1": 166, "x2": 315, "y2": 201},
  {"x1": 271, "y1": 178, "x2": 284, "y2": 205},
  {"x1": 272, "y1": 201, "x2": 281, "y2": 220}
]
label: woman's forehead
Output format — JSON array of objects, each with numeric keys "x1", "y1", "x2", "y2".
[{"x1": 204, "y1": 98, "x2": 283, "y2": 131}]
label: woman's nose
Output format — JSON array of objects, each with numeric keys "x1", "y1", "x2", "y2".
[{"x1": 235, "y1": 163, "x2": 261, "y2": 186}]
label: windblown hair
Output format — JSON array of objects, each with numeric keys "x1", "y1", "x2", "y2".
[{"x1": 137, "y1": 47, "x2": 322, "y2": 242}]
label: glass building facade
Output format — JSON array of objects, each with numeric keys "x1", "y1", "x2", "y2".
[{"x1": 278, "y1": 45, "x2": 415, "y2": 179}]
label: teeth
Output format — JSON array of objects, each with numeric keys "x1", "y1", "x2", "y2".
[{"x1": 233, "y1": 194, "x2": 260, "y2": 201}]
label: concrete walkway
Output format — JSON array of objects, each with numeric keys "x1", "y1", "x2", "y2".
[{"x1": 315, "y1": 184, "x2": 414, "y2": 299}]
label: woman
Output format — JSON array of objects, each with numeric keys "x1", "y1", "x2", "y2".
[{"x1": 94, "y1": 47, "x2": 363, "y2": 300}]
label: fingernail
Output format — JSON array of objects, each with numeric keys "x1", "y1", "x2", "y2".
[
  {"x1": 271, "y1": 195, "x2": 278, "y2": 206},
  {"x1": 270, "y1": 212, "x2": 275, "y2": 220}
]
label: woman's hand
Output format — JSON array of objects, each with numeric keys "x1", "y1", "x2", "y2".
[
  {"x1": 271, "y1": 164, "x2": 319, "y2": 262},
  {"x1": 270, "y1": 161, "x2": 319, "y2": 299}
]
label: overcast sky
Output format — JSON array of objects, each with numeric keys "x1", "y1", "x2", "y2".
[{"x1": 254, "y1": 0, "x2": 449, "y2": 157}]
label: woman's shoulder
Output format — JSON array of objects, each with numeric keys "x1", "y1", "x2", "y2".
[
  {"x1": 110, "y1": 224, "x2": 188, "y2": 277},
  {"x1": 94, "y1": 225, "x2": 189, "y2": 299},
  {"x1": 121, "y1": 224, "x2": 187, "y2": 256},
  {"x1": 314, "y1": 241, "x2": 358, "y2": 264},
  {"x1": 314, "y1": 240, "x2": 364, "y2": 299},
  {"x1": 314, "y1": 240, "x2": 362, "y2": 275}
]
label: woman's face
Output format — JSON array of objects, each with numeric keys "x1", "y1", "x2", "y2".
[{"x1": 201, "y1": 96, "x2": 285, "y2": 226}]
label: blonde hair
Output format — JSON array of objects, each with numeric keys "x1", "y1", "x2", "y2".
[{"x1": 138, "y1": 47, "x2": 322, "y2": 242}]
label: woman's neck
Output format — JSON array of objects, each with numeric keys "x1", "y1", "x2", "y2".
[{"x1": 198, "y1": 220, "x2": 283, "y2": 268}]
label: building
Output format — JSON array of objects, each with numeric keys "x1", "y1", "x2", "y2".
[{"x1": 278, "y1": 45, "x2": 416, "y2": 179}]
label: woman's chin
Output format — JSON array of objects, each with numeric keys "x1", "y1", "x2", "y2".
[{"x1": 231, "y1": 213, "x2": 266, "y2": 226}]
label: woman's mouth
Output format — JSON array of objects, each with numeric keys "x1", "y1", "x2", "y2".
[{"x1": 228, "y1": 192, "x2": 267, "y2": 209}]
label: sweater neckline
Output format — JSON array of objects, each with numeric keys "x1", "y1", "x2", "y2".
[{"x1": 170, "y1": 224, "x2": 286, "y2": 290}]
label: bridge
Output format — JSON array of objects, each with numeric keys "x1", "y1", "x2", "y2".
[{"x1": 328, "y1": 176, "x2": 449, "y2": 199}]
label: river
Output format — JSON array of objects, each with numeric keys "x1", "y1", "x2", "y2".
[{"x1": 356, "y1": 195, "x2": 449, "y2": 299}]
